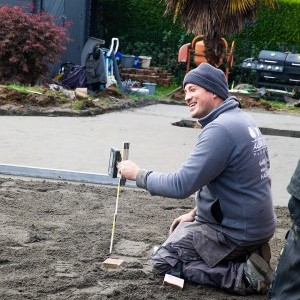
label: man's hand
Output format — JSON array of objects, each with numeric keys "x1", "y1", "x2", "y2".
[
  {"x1": 118, "y1": 160, "x2": 140, "y2": 181},
  {"x1": 169, "y1": 209, "x2": 196, "y2": 235}
]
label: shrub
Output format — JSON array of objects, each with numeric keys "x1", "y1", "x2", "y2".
[{"x1": 0, "y1": 5, "x2": 69, "y2": 85}]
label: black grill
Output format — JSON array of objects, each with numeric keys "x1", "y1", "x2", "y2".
[
  {"x1": 285, "y1": 53, "x2": 300, "y2": 83},
  {"x1": 242, "y1": 50, "x2": 300, "y2": 89}
]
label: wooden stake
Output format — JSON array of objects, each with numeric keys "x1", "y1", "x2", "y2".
[{"x1": 163, "y1": 274, "x2": 184, "y2": 290}]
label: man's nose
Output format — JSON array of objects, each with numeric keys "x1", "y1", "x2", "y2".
[{"x1": 185, "y1": 94, "x2": 192, "y2": 104}]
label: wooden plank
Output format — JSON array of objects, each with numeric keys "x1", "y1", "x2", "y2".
[{"x1": 102, "y1": 258, "x2": 124, "y2": 269}]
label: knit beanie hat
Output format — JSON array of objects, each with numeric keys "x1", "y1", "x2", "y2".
[{"x1": 183, "y1": 63, "x2": 229, "y2": 100}]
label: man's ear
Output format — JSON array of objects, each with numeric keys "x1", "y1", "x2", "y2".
[{"x1": 212, "y1": 93, "x2": 224, "y2": 104}]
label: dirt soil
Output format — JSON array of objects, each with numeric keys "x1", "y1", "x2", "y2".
[
  {"x1": 0, "y1": 86, "x2": 158, "y2": 117},
  {"x1": 0, "y1": 85, "x2": 296, "y2": 299},
  {"x1": 1, "y1": 84, "x2": 299, "y2": 117},
  {"x1": 0, "y1": 178, "x2": 290, "y2": 300}
]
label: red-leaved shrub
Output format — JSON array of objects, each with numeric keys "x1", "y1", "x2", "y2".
[{"x1": 0, "y1": 5, "x2": 70, "y2": 85}]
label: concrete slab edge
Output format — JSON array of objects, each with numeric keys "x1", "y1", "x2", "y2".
[{"x1": 174, "y1": 119, "x2": 300, "y2": 138}]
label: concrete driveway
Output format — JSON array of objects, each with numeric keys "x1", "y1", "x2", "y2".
[{"x1": 0, "y1": 104, "x2": 299, "y2": 206}]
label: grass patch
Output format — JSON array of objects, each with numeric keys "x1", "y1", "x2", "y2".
[
  {"x1": 155, "y1": 84, "x2": 181, "y2": 99},
  {"x1": 72, "y1": 100, "x2": 85, "y2": 110},
  {"x1": 264, "y1": 99, "x2": 299, "y2": 111},
  {"x1": 6, "y1": 83, "x2": 43, "y2": 94},
  {"x1": 125, "y1": 84, "x2": 181, "y2": 102}
]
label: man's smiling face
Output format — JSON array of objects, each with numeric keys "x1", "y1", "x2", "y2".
[{"x1": 184, "y1": 83, "x2": 223, "y2": 119}]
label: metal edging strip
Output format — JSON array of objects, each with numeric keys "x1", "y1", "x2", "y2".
[{"x1": 0, "y1": 164, "x2": 137, "y2": 187}]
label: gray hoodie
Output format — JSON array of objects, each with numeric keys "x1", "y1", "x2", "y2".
[{"x1": 137, "y1": 97, "x2": 276, "y2": 245}]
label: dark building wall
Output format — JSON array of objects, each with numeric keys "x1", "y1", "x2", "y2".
[
  {"x1": 42, "y1": 0, "x2": 92, "y2": 75},
  {"x1": 62, "y1": 0, "x2": 91, "y2": 65}
]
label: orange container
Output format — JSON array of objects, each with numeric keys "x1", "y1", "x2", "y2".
[{"x1": 193, "y1": 40, "x2": 207, "y2": 65}]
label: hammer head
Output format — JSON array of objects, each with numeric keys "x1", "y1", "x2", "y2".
[{"x1": 108, "y1": 148, "x2": 121, "y2": 178}]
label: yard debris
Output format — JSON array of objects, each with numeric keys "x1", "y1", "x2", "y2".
[{"x1": 75, "y1": 87, "x2": 88, "y2": 98}]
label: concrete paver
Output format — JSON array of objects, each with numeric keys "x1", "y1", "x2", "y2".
[{"x1": 0, "y1": 104, "x2": 299, "y2": 206}]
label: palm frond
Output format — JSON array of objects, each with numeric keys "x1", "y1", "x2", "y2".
[{"x1": 163, "y1": 0, "x2": 277, "y2": 36}]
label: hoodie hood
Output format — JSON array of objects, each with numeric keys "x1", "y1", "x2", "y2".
[{"x1": 198, "y1": 96, "x2": 240, "y2": 128}]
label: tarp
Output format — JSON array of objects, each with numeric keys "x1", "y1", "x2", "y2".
[{"x1": 60, "y1": 65, "x2": 87, "y2": 89}]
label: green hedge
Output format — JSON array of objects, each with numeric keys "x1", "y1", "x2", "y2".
[
  {"x1": 235, "y1": 0, "x2": 300, "y2": 60},
  {"x1": 96, "y1": 0, "x2": 190, "y2": 84},
  {"x1": 97, "y1": 0, "x2": 300, "y2": 86},
  {"x1": 232, "y1": 0, "x2": 300, "y2": 85}
]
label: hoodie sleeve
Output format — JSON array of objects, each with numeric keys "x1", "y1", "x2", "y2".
[{"x1": 145, "y1": 124, "x2": 236, "y2": 198}]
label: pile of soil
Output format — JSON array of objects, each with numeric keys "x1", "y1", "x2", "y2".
[
  {"x1": 170, "y1": 86, "x2": 300, "y2": 111},
  {"x1": 1, "y1": 85, "x2": 298, "y2": 117},
  {"x1": 0, "y1": 86, "x2": 157, "y2": 117},
  {"x1": 0, "y1": 178, "x2": 290, "y2": 300}
]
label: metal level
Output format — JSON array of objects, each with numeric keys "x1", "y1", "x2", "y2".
[{"x1": 0, "y1": 164, "x2": 137, "y2": 187}]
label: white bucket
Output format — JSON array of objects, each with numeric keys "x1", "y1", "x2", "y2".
[
  {"x1": 140, "y1": 56, "x2": 152, "y2": 68},
  {"x1": 131, "y1": 87, "x2": 150, "y2": 95}
]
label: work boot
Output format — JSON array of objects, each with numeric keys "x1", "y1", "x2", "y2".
[
  {"x1": 257, "y1": 242, "x2": 272, "y2": 266},
  {"x1": 244, "y1": 253, "x2": 273, "y2": 294}
]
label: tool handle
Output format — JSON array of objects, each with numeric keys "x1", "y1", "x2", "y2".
[
  {"x1": 120, "y1": 142, "x2": 130, "y2": 186},
  {"x1": 122, "y1": 142, "x2": 130, "y2": 161}
]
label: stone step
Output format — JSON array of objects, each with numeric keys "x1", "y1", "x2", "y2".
[{"x1": 120, "y1": 67, "x2": 172, "y2": 86}]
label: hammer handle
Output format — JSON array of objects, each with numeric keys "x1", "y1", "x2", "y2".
[{"x1": 120, "y1": 142, "x2": 130, "y2": 186}]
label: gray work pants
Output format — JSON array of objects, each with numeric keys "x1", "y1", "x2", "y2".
[{"x1": 151, "y1": 221, "x2": 262, "y2": 295}]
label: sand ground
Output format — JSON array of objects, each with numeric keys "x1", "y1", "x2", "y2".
[{"x1": 0, "y1": 177, "x2": 290, "y2": 300}]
